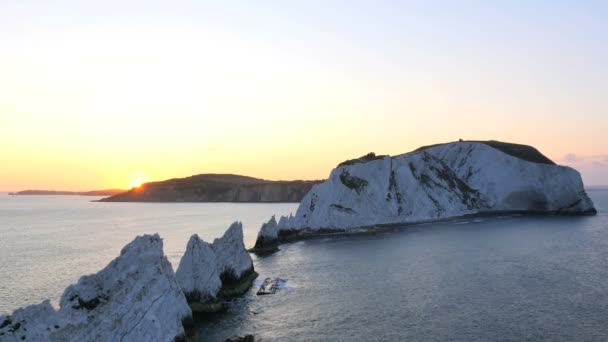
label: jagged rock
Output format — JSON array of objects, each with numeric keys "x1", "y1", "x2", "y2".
[
  {"x1": 175, "y1": 235, "x2": 222, "y2": 305},
  {"x1": 212, "y1": 222, "x2": 254, "y2": 281},
  {"x1": 251, "y1": 216, "x2": 280, "y2": 253},
  {"x1": 176, "y1": 222, "x2": 257, "y2": 312},
  {"x1": 0, "y1": 234, "x2": 192, "y2": 342},
  {"x1": 254, "y1": 141, "x2": 597, "y2": 250}
]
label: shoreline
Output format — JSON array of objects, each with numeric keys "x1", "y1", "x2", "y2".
[{"x1": 250, "y1": 209, "x2": 597, "y2": 254}]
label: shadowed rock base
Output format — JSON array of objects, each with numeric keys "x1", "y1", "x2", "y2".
[
  {"x1": 187, "y1": 268, "x2": 258, "y2": 313},
  {"x1": 219, "y1": 269, "x2": 259, "y2": 298},
  {"x1": 248, "y1": 242, "x2": 279, "y2": 255},
  {"x1": 252, "y1": 210, "x2": 599, "y2": 256},
  {"x1": 226, "y1": 335, "x2": 256, "y2": 342}
]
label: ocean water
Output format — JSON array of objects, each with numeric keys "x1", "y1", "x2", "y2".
[
  {"x1": 1, "y1": 192, "x2": 608, "y2": 341},
  {"x1": 0, "y1": 195, "x2": 297, "y2": 314},
  {"x1": 198, "y1": 190, "x2": 608, "y2": 342}
]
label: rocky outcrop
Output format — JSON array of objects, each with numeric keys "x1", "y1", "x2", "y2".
[
  {"x1": 99, "y1": 174, "x2": 322, "y2": 202},
  {"x1": 175, "y1": 235, "x2": 222, "y2": 309},
  {"x1": 1, "y1": 222, "x2": 261, "y2": 340},
  {"x1": 250, "y1": 216, "x2": 280, "y2": 253},
  {"x1": 0, "y1": 235, "x2": 191, "y2": 342},
  {"x1": 176, "y1": 222, "x2": 257, "y2": 312},
  {"x1": 254, "y1": 141, "x2": 597, "y2": 250}
]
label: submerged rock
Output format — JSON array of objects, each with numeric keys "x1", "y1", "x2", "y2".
[
  {"x1": 254, "y1": 140, "x2": 597, "y2": 250},
  {"x1": 176, "y1": 222, "x2": 257, "y2": 312},
  {"x1": 0, "y1": 234, "x2": 192, "y2": 342}
]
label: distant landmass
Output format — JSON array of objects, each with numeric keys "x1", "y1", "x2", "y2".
[
  {"x1": 98, "y1": 174, "x2": 323, "y2": 202},
  {"x1": 9, "y1": 189, "x2": 125, "y2": 196}
]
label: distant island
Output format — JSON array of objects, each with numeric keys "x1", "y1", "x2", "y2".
[
  {"x1": 98, "y1": 174, "x2": 323, "y2": 202},
  {"x1": 9, "y1": 189, "x2": 125, "y2": 196}
]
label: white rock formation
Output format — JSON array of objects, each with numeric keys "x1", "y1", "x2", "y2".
[
  {"x1": 175, "y1": 222, "x2": 255, "y2": 306},
  {"x1": 0, "y1": 234, "x2": 191, "y2": 342},
  {"x1": 252, "y1": 216, "x2": 279, "y2": 251},
  {"x1": 255, "y1": 141, "x2": 596, "y2": 248},
  {"x1": 175, "y1": 235, "x2": 222, "y2": 301},
  {"x1": 212, "y1": 222, "x2": 254, "y2": 280}
]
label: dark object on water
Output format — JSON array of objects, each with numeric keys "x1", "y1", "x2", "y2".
[{"x1": 257, "y1": 277, "x2": 286, "y2": 295}]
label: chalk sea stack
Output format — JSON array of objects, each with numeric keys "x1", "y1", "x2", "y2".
[
  {"x1": 0, "y1": 235, "x2": 191, "y2": 342},
  {"x1": 176, "y1": 222, "x2": 257, "y2": 313},
  {"x1": 254, "y1": 141, "x2": 597, "y2": 251},
  {"x1": 1, "y1": 223, "x2": 259, "y2": 340}
]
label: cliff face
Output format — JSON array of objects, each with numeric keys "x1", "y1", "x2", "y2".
[
  {"x1": 99, "y1": 174, "x2": 322, "y2": 202},
  {"x1": 254, "y1": 141, "x2": 596, "y2": 249},
  {"x1": 0, "y1": 235, "x2": 192, "y2": 342},
  {"x1": 1, "y1": 224, "x2": 259, "y2": 340},
  {"x1": 175, "y1": 222, "x2": 255, "y2": 308}
]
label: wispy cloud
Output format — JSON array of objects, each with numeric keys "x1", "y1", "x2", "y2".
[
  {"x1": 559, "y1": 154, "x2": 608, "y2": 167},
  {"x1": 563, "y1": 153, "x2": 582, "y2": 163},
  {"x1": 559, "y1": 153, "x2": 608, "y2": 185}
]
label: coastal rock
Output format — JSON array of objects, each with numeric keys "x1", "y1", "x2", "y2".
[
  {"x1": 176, "y1": 222, "x2": 257, "y2": 312},
  {"x1": 0, "y1": 234, "x2": 192, "y2": 342},
  {"x1": 212, "y1": 222, "x2": 254, "y2": 281},
  {"x1": 251, "y1": 216, "x2": 280, "y2": 253},
  {"x1": 0, "y1": 301, "x2": 57, "y2": 341},
  {"x1": 175, "y1": 235, "x2": 222, "y2": 304},
  {"x1": 255, "y1": 141, "x2": 597, "y2": 248}
]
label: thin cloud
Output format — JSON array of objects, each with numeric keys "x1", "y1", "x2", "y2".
[
  {"x1": 560, "y1": 154, "x2": 608, "y2": 166},
  {"x1": 563, "y1": 153, "x2": 581, "y2": 163}
]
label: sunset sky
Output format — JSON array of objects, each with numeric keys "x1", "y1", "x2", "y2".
[{"x1": 1, "y1": 1, "x2": 607, "y2": 191}]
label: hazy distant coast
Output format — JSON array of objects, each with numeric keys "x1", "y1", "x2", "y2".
[
  {"x1": 9, "y1": 189, "x2": 124, "y2": 196},
  {"x1": 99, "y1": 174, "x2": 323, "y2": 203}
]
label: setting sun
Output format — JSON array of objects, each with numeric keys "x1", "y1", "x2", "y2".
[{"x1": 128, "y1": 177, "x2": 146, "y2": 189}]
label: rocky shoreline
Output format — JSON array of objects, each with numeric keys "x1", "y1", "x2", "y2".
[
  {"x1": 250, "y1": 209, "x2": 597, "y2": 254},
  {"x1": 0, "y1": 223, "x2": 258, "y2": 342}
]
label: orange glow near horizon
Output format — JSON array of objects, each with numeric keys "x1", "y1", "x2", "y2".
[
  {"x1": 0, "y1": 2, "x2": 607, "y2": 190},
  {"x1": 128, "y1": 176, "x2": 146, "y2": 189}
]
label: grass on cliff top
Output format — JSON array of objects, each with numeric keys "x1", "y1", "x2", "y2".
[
  {"x1": 337, "y1": 140, "x2": 555, "y2": 169},
  {"x1": 412, "y1": 140, "x2": 555, "y2": 165}
]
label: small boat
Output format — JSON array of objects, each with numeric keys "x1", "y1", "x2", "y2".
[{"x1": 256, "y1": 277, "x2": 286, "y2": 295}]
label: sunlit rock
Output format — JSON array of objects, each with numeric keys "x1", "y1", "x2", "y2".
[
  {"x1": 175, "y1": 234, "x2": 222, "y2": 312},
  {"x1": 176, "y1": 222, "x2": 257, "y2": 312},
  {"x1": 0, "y1": 234, "x2": 192, "y2": 342},
  {"x1": 253, "y1": 141, "x2": 597, "y2": 252}
]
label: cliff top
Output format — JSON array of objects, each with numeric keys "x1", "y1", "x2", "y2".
[{"x1": 338, "y1": 140, "x2": 555, "y2": 168}]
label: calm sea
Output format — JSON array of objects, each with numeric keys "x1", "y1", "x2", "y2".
[{"x1": 1, "y1": 191, "x2": 607, "y2": 341}]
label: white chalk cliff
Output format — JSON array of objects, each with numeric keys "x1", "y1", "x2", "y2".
[
  {"x1": 0, "y1": 234, "x2": 191, "y2": 342},
  {"x1": 176, "y1": 222, "x2": 255, "y2": 307},
  {"x1": 212, "y1": 222, "x2": 254, "y2": 281},
  {"x1": 255, "y1": 141, "x2": 596, "y2": 248},
  {"x1": 175, "y1": 235, "x2": 222, "y2": 302}
]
